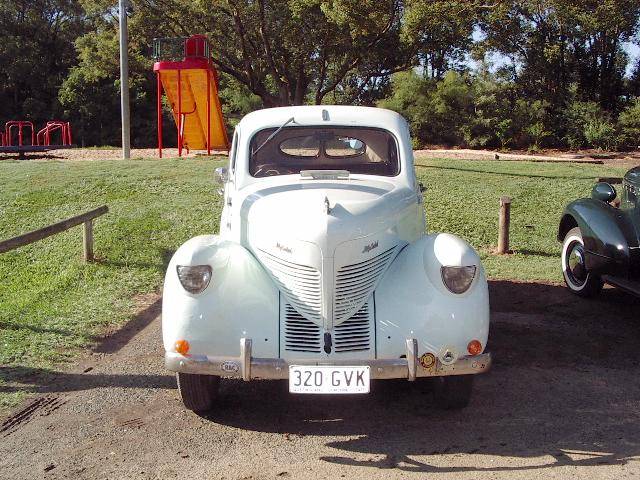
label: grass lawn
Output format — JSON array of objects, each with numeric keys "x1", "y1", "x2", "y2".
[{"x1": 0, "y1": 155, "x2": 629, "y2": 411}]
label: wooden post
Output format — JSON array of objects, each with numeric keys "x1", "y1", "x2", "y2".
[
  {"x1": 83, "y1": 220, "x2": 94, "y2": 262},
  {"x1": 498, "y1": 196, "x2": 512, "y2": 254}
]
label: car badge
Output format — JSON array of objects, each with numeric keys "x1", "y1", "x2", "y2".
[
  {"x1": 276, "y1": 242, "x2": 292, "y2": 254},
  {"x1": 362, "y1": 240, "x2": 379, "y2": 254},
  {"x1": 420, "y1": 353, "x2": 436, "y2": 369},
  {"x1": 221, "y1": 361, "x2": 239, "y2": 373}
]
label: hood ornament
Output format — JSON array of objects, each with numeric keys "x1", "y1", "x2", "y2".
[{"x1": 324, "y1": 196, "x2": 332, "y2": 214}]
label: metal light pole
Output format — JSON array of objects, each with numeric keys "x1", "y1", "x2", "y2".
[{"x1": 118, "y1": 0, "x2": 131, "y2": 159}]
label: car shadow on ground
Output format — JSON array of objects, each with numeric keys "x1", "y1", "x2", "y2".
[
  {"x1": 205, "y1": 280, "x2": 640, "y2": 473},
  {"x1": 0, "y1": 366, "x2": 174, "y2": 394}
]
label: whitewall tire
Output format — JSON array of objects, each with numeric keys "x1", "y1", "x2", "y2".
[{"x1": 561, "y1": 227, "x2": 603, "y2": 297}]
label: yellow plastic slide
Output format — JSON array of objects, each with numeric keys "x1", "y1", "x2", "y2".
[{"x1": 158, "y1": 68, "x2": 228, "y2": 151}]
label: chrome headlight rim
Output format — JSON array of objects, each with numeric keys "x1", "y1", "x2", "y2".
[
  {"x1": 176, "y1": 264, "x2": 212, "y2": 294},
  {"x1": 440, "y1": 265, "x2": 477, "y2": 294}
]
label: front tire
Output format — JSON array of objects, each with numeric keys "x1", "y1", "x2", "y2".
[
  {"x1": 176, "y1": 373, "x2": 220, "y2": 412},
  {"x1": 561, "y1": 227, "x2": 603, "y2": 297},
  {"x1": 432, "y1": 375, "x2": 474, "y2": 409}
]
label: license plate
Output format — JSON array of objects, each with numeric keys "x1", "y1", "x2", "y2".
[{"x1": 289, "y1": 366, "x2": 370, "y2": 394}]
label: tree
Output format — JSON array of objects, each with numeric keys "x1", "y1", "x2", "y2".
[
  {"x1": 402, "y1": 0, "x2": 480, "y2": 79},
  {"x1": 480, "y1": 0, "x2": 640, "y2": 113},
  {"x1": 58, "y1": 16, "x2": 156, "y2": 146},
  {"x1": 0, "y1": 0, "x2": 86, "y2": 126},
  {"x1": 125, "y1": 0, "x2": 415, "y2": 107}
]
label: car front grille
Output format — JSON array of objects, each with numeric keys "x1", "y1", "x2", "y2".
[
  {"x1": 282, "y1": 300, "x2": 373, "y2": 354},
  {"x1": 283, "y1": 304, "x2": 322, "y2": 353},
  {"x1": 259, "y1": 249, "x2": 322, "y2": 323},
  {"x1": 334, "y1": 247, "x2": 397, "y2": 323},
  {"x1": 333, "y1": 301, "x2": 372, "y2": 352}
]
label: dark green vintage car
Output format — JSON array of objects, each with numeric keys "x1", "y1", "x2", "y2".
[{"x1": 558, "y1": 166, "x2": 640, "y2": 297}]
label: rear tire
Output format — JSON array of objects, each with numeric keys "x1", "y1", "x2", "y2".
[
  {"x1": 176, "y1": 373, "x2": 220, "y2": 412},
  {"x1": 561, "y1": 227, "x2": 603, "y2": 298},
  {"x1": 432, "y1": 375, "x2": 474, "y2": 409}
]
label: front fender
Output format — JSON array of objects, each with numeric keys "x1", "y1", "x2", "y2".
[
  {"x1": 559, "y1": 199, "x2": 635, "y2": 273},
  {"x1": 375, "y1": 233, "x2": 489, "y2": 363},
  {"x1": 162, "y1": 235, "x2": 279, "y2": 358}
]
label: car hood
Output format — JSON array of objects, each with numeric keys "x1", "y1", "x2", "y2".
[
  {"x1": 241, "y1": 179, "x2": 417, "y2": 257},
  {"x1": 238, "y1": 178, "x2": 421, "y2": 327}
]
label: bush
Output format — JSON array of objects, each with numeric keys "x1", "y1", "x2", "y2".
[
  {"x1": 461, "y1": 74, "x2": 516, "y2": 149},
  {"x1": 562, "y1": 100, "x2": 610, "y2": 149},
  {"x1": 584, "y1": 118, "x2": 617, "y2": 150},
  {"x1": 617, "y1": 99, "x2": 640, "y2": 149},
  {"x1": 379, "y1": 70, "x2": 473, "y2": 147}
]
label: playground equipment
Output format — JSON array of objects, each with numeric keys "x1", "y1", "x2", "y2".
[
  {"x1": 37, "y1": 121, "x2": 73, "y2": 146},
  {"x1": 0, "y1": 120, "x2": 75, "y2": 158},
  {"x1": 153, "y1": 35, "x2": 229, "y2": 157},
  {"x1": 5, "y1": 121, "x2": 35, "y2": 147}
]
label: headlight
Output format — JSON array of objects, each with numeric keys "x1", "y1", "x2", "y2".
[
  {"x1": 441, "y1": 265, "x2": 476, "y2": 294},
  {"x1": 176, "y1": 265, "x2": 212, "y2": 294}
]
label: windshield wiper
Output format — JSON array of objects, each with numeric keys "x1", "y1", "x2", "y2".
[{"x1": 251, "y1": 116, "x2": 295, "y2": 158}]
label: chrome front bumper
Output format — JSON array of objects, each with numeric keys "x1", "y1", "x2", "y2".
[{"x1": 165, "y1": 338, "x2": 492, "y2": 381}]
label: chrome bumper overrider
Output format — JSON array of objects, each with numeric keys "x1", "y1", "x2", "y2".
[{"x1": 165, "y1": 338, "x2": 492, "y2": 380}]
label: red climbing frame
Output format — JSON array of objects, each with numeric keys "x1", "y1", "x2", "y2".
[
  {"x1": 5, "y1": 121, "x2": 35, "y2": 146},
  {"x1": 37, "y1": 121, "x2": 73, "y2": 146}
]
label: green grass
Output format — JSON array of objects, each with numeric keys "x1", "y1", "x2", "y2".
[
  {"x1": 417, "y1": 159, "x2": 628, "y2": 281},
  {"x1": 0, "y1": 155, "x2": 628, "y2": 411},
  {"x1": 0, "y1": 156, "x2": 225, "y2": 410}
]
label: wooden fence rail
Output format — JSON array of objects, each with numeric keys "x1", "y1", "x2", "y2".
[{"x1": 0, "y1": 205, "x2": 108, "y2": 262}]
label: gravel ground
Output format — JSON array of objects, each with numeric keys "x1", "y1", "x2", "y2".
[{"x1": 1, "y1": 281, "x2": 640, "y2": 479}]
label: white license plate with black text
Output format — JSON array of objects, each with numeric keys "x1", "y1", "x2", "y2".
[{"x1": 289, "y1": 366, "x2": 370, "y2": 394}]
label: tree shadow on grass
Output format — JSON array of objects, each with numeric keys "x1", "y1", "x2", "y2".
[
  {"x1": 95, "y1": 248, "x2": 174, "y2": 274},
  {"x1": 513, "y1": 249, "x2": 559, "y2": 258},
  {"x1": 415, "y1": 163, "x2": 603, "y2": 180}
]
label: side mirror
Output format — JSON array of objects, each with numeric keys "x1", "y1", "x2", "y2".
[
  {"x1": 419, "y1": 182, "x2": 426, "y2": 193},
  {"x1": 591, "y1": 182, "x2": 617, "y2": 203},
  {"x1": 214, "y1": 167, "x2": 228, "y2": 185}
]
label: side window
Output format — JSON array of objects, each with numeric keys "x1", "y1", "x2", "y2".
[{"x1": 230, "y1": 129, "x2": 239, "y2": 173}]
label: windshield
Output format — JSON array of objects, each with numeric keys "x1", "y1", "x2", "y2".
[{"x1": 249, "y1": 127, "x2": 399, "y2": 177}]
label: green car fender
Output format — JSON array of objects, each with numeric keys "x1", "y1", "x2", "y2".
[{"x1": 558, "y1": 198, "x2": 636, "y2": 274}]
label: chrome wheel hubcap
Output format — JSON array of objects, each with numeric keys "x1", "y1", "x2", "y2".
[{"x1": 567, "y1": 242, "x2": 587, "y2": 286}]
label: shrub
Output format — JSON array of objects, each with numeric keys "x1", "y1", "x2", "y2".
[
  {"x1": 617, "y1": 99, "x2": 640, "y2": 149},
  {"x1": 584, "y1": 118, "x2": 617, "y2": 150},
  {"x1": 379, "y1": 70, "x2": 473, "y2": 147},
  {"x1": 563, "y1": 100, "x2": 609, "y2": 149}
]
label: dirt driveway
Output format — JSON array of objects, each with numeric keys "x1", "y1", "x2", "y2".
[{"x1": 1, "y1": 281, "x2": 640, "y2": 479}]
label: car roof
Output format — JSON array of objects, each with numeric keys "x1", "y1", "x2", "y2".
[{"x1": 237, "y1": 106, "x2": 408, "y2": 134}]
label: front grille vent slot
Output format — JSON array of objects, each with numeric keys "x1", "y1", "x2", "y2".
[
  {"x1": 334, "y1": 247, "x2": 396, "y2": 322},
  {"x1": 333, "y1": 302, "x2": 372, "y2": 352},
  {"x1": 283, "y1": 304, "x2": 322, "y2": 353}
]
